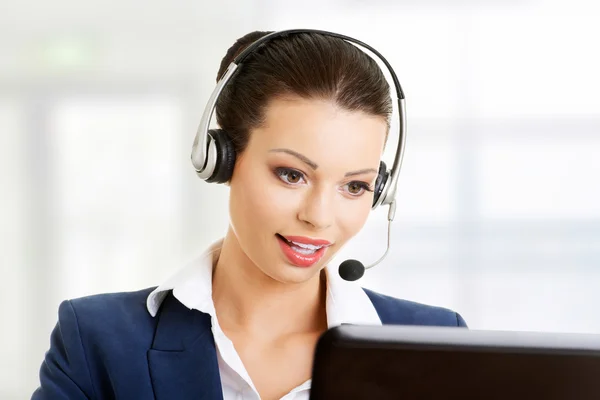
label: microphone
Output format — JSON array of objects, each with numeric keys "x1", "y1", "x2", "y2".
[{"x1": 339, "y1": 201, "x2": 397, "y2": 281}]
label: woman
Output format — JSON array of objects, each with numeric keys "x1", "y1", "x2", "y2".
[{"x1": 33, "y1": 30, "x2": 466, "y2": 400}]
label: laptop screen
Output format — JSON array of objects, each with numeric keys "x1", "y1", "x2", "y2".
[{"x1": 310, "y1": 325, "x2": 600, "y2": 400}]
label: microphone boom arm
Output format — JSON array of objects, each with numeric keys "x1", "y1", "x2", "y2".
[{"x1": 365, "y1": 200, "x2": 396, "y2": 271}]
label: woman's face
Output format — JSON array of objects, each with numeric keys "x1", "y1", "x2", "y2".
[{"x1": 228, "y1": 96, "x2": 388, "y2": 284}]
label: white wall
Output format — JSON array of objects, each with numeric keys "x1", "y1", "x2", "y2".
[{"x1": 1, "y1": 0, "x2": 599, "y2": 397}]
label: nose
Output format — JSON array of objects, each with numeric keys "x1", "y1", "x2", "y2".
[{"x1": 297, "y1": 184, "x2": 335, "y2": 231}]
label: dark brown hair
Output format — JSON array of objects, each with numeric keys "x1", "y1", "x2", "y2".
[{"x1": 215, "y1": 31, "x2": 392, "y2": 154}]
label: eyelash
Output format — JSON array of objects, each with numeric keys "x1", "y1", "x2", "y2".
[{"x1": 273, "y1": 167, "x2": 374, "y2": 196}]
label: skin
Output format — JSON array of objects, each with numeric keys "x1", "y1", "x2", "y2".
[{"x1": 212, "y1": 96, "x2": 387, "y2": 400}]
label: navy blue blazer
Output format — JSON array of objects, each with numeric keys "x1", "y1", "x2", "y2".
[{"x1": 32, "y1": 287, "x2": 467, "y2": 399}]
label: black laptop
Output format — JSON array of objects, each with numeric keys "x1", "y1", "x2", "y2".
[{"x1": 310, "y1": 324, "x2": 600, "y2": 400}]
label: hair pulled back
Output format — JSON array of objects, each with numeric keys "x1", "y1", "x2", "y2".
[{"x1": 215, "y1": 31, "x2": 392, "y2": 154}]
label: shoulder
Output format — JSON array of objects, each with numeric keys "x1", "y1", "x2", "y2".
[
  {"x1": 362, "y1": 288, "x2": 467, "y2": 327},
  {"x1": 67, "y1": 286, "x2": 156, "y2": 316},
  {"x1": 63, "y1": 286, "x2": 159, "y2": 348},
  {"x1": 34, "y1": 287, "x2": 161, "y2": 398}
]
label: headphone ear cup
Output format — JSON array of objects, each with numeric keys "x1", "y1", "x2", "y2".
[
  {"x1": 372, "y1": 161, "x2": 389, "y2": 207},
  {"x1": 205, "y1": 129, "x2": 236, "y2": 184}
]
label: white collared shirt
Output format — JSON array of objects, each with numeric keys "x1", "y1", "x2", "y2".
[{"x1": 146, "y1": 240, "x2": 381, "y2": 400}]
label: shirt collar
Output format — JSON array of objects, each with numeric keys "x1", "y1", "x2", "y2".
[{"x1": 147, "y1": 239, "x2": 381, "y2": 327}]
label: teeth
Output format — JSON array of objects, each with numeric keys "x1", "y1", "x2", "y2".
[
  {"x1": 291, "y1": 241, "x2": 323, "y2": 250},
  {"x1": 292, "y1": 246, "x2": 318, "y2": 255}
]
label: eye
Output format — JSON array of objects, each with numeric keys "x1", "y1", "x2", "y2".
[
  {"x1": 344, "y1": 181, "x2": 374, "y2": 197},
  {"x1": 274, "y1": 167, "x2": 306, "y2": 185}
]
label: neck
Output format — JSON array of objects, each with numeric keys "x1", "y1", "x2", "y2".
[{"x1": 212, "y1": 228, "x2": 327, "y2": 339}]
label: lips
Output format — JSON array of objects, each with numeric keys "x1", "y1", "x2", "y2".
[{"x1": 276, "y1": 234, "x2": 332, "y2": 268}]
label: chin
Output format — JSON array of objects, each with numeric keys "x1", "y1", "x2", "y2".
[{"x1": 266, "y1": 262, "x2": 324, "y2": 285}]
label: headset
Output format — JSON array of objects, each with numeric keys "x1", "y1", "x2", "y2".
[{"x1": 190, "y1": 29, "x2": 407, "y2": 280}]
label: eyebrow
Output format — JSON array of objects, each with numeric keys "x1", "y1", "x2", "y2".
[
  {"x1": 344, "y1": 168, "x2": 378, "y2": 177},
  {"x1": 269, "y1": 148, "x2": 378, "y2": 177},
  {"x1": 269, "y1": 148, "x2": 318, "y2": 170}
]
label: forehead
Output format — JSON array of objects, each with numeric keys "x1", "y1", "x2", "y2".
[{"x1": 251, "y1": 97, "x2": 387, "y2": 166}]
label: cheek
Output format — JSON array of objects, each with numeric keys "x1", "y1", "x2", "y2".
[
  {"x1": 229, "y1": 165, "x2": 301, "y2": 232},
  {"x1": 335, "y1": 199, "x2": 372, "y2": 239}
]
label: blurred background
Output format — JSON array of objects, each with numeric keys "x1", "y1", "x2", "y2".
[{"x1": 1, "y1": 0, "x2": 599, "y2": 397}]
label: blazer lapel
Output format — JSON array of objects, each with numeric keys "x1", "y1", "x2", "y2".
[{"x1": 147, "y1": 292, "x2": 223, "y2": 400}]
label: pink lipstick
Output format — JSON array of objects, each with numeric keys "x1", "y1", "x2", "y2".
[{"x1": 276, "y1": 234, "x2": 332, "y2": 268}]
